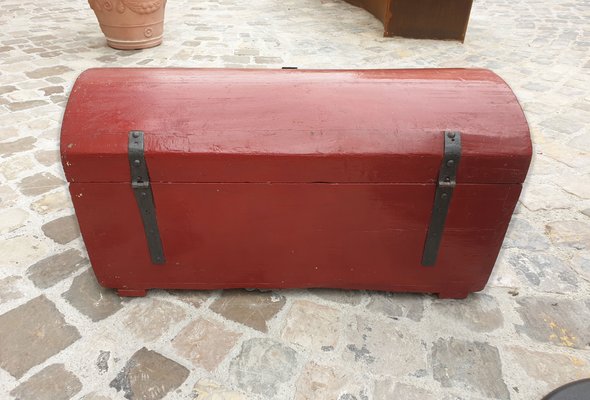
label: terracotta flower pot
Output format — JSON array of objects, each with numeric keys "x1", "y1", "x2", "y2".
[{"x1": 88, "y1": 0, "x2": 167, "y2": 50}]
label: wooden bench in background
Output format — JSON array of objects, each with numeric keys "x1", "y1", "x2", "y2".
[{"x1": 345, "y1": 0, "x2": 474, "y2": 41}]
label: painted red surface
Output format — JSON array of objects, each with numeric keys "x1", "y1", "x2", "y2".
[{"x1": 61, "y1": 68, "x2": 531, "y2": 298}]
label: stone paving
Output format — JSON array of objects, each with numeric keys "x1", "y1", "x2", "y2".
[{"x1": 0, "y1": 0, "x2": 589, "y2": 399}]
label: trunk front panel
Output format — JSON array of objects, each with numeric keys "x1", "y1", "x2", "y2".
[{"x1": 70, "y1": 182, "x2": 520, "y2": 294}]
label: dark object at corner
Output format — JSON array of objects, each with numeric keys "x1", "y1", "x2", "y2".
[
  {"x1": 542, "y1": 379, "x2": 590, "y2": 400},
  {"x1": 345, "y1": 0, "x2": 473, "y2": 41}
]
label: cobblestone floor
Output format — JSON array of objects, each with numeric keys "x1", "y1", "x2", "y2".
[{"x1": 1, "y1": 0, "x2": 589, "y2": 399}]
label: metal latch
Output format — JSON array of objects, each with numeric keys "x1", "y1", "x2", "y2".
[
  {"x1": 128, "y1": 130, "x2": 165, "y2": 265},
  {"x1": 421, "y1": 131, "x2": 462, "y2": 266}
]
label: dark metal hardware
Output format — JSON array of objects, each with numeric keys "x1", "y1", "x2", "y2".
[
  {"x1": 128, "y1": 130, "x2": 165, "y2": 265},
  {"x1": 281, "y1": 66, "x2": 298, "y2": 69},
  {"x1": 421, "y1": 131, "x2": 461, "y2": 266}
]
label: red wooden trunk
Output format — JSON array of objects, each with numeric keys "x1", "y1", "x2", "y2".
[{"x1": 60, "y1": 68, "x2": 531, "y2": 298}]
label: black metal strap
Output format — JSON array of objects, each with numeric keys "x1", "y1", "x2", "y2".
[
  {"x1": 421, "y1": 131, "x2": 461, "y2": 266},
  {"x1": 128, "y1": 131, "x2": 165, "y2": 265}
]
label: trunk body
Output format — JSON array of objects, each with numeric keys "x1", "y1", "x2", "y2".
[{"x1": 61, "y1": 68, "x2": 531, "y2": 298}]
